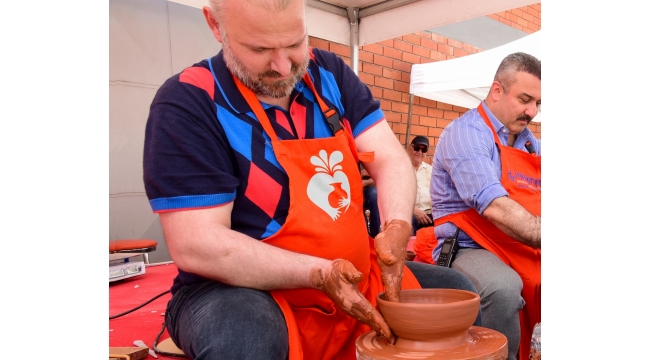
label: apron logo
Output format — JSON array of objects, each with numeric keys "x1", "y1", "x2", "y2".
[{"x1": 306, "y1": 150, "x2": 351, "y2": 221}]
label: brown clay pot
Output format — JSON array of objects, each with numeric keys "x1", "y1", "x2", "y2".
[{"x1": 377, "y1": 289, "x2": 480, "y2": 350}]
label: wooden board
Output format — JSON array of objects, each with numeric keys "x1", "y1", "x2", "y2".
[{"x1": 108, "y1": 347, "x2": 149, "y2": 360}]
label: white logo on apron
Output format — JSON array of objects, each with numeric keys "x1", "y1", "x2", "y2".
[{"x1": 306, "y1": 150, "x2": 351, "y2": 221}]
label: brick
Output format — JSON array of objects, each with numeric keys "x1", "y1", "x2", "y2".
[
  {"x1": 413, "y1": 105, "x2": 428, "y2": 116},
  {"x1": 505, "y1": 12, "x2": 518, "y2": 22},
  {"x1": 402, "y1": 33, "x2": 421, "y2": 46},
  {"x1": 419, "y1": 98, "x2": 437, "y2": 108},
  {"x1": 408, "y1": 114, "x2": 419, "y2": 124},
  {"x1": 410, "y1": 125, "x2": 428, "y2": 136},
  {"x1": 393, "y1": 59, "x2": 412, "y2": 73},
  {"x1": 368, "y1": 85, "x2": 382, "y2": 99},
  {"x1": 511, "y1": 23, "x2": 523, "y2": 31},
  {"x1": 516, "y1": 17, "x2": 529, "y2": 27},
  {"x1": 358, "y1": 50, "x2": 374, "y2": 63},
  {"x1": 393, "y1": 40, "x2": 413, "y2": 52},
  {"x1": 401, "y1": 93, "x2": 411, "y2": 103},
  {"x1": 341, "y1": 57, "x2": 350, "y2": 67},
  {"x1": 378, "y1": 39, "x2": 393, "y2": 47},
  {"x1": 392, "y1": 101, "x2": 409, "y2": 113},
  {"x1": 437, "y1": 102, "x2": 453, "y2": 111},
  {"x1": 402, "y1": 52, "x2": 421, "y2": 64},
  {"x1": 362, "y1": 62, "x2": 383, "y2": 76},
  {"x1": 330, "y1": 42, "x2": 351, "y2": 57},
  {"x1": 454, "y1": 48, "x2": 469, "y2": 58},
  {"x1": 420, "y1": 37, "x2": 438, "y2": 51},
  {"x1": 384, "y1": 111, "x2": 401, "y2": 123},
  {"x1": 438, "y1": 43, "x2": 453, "y2": 56},
  {"x1": 530, "y1": 23, "x2": 541, "y2": 31},
  {"x1": 383, "y1": 89, "x2": 402, "y2": 101},
  {"x1": 412, "y1": 45, "x2": 430, "y2": 58},
  {"x1": 429, "y1": 33, "x2": 446, "y2": 44},
  {"x1": 522, "y1": 11, "x2": 535, "y2": 23},
  {"x1": 443, "y1": 110, "x2": 460, "y2": 120},
  {"x1": 401, "y1": 72, "x2": 411, "y2": 83},
  {"x1": 373, "y1": 54, "x2": 394, "y2": 68},
  {"x1": 361, "y1": 43, "x2": 383, "y2": 55},
  {"x1": 358, "y1": 72, "x2": 374, "y2": 85},
  {"x1": 427, "y1": 107, "x2": 443, "y2": 118},
  {"x1": 380, "y1": 99, "x2": 391, "y2": 111},
  {"x1": 392, "y1": 123, "x2": 407, "y2": 134},
  {"x1": 532, "y1": 16, "x2": 541, "y2": 26},
  {"x1": 382, "y1": 67, "x2": 402, "y2": 81},
  {"x1": 419, "y1": 116, "x2": 436, "y2": 127},
  {"x1": 394, "y1": 80, "x2": 410, "y2": 93},
  {"x1": 512, "y1": 8, "x2": 524, "y2": 17},
  {"x1": 499, "y1": 18, "x2": 512, "y2": 27},
  {"x1": 532, "y1": 3, "x2": 541, "y2": 12},
  {"x1": 451, "y1": 105, "x2": 468, "y2": 113},
  {"x1": 522, "y1": 27, "x2": 535, "y2": 34},
  {"x1": 528, "y1": 7, "x2": 540, "y2": 18},
  {"x1": 437, "y1": 118, "x2": 452, "y2": 128},
  {"x1": 309, "y1": 37, "x2": 329, "y2": 51},
  {"x1": 375, "y1": 77, "x2": 394, "y2": 89},
  {"x1": 429, "y1": 127, "x2": 444, "y2": 137},
  {"x1": 384, "y1": 47, "x2": 403, "y2": 60},
  {"x1": 430, "y1": 52, "x2": 447, "y2": 61},
  {"x1": 447, "y1": 39, "x2": 463, "y2": 49},
  {"x1": 415, "y1": 31, "x2": 432, "y2": 38}
]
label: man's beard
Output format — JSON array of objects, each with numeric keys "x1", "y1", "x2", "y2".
[{"x1": 222, "y1": 38, "x2": 309, "y2": 99}]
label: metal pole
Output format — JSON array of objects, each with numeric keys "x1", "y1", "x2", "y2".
[
  {"x1": 405, "y1": 94, "x2": 414, "y2": 147},
  {"x1": 347, "y1": 7, "x2": 359, "y2": 75}
]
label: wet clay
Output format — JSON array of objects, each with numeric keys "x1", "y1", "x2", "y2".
[
  {"x1": 374, "y1": 219, "x2": 411, "y2": 302},
  {"x1": 310, "y1": 259, "x2": 394, "y2": 342},
  {"x1": 356, "y1": 289, "x2": 507, "y2": 359}
]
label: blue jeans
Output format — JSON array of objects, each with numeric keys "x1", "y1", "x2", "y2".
[{"x1": 165, "y1": 262, "x2": 481, "y2": 359}]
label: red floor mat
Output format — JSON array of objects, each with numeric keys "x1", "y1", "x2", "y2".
[{"x1": 109, "y1": 262, "x2": 181, "y2": 359}]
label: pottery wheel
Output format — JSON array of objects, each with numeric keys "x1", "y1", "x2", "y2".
[{"x1": 356, "y1": 326, "x2": 507, "y2": 360}]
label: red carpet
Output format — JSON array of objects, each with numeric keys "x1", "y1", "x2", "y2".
[{"x1": 109, "y1": 262, "x2": 180, "y2": 359}]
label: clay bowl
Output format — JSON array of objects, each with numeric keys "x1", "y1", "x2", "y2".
[{"x1": 377, "y1": 289, "x2": 480, "y2": 349}]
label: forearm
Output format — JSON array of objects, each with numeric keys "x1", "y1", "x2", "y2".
[
  {"x1": 482, "y1": 196, "x2": 541, "y2": 248},
  {"x1": 357, "y1": 123, "x2": 416, "y2": 225},
  {"x1": 160, "y1": 207, "x2": 331, "y2": 290}
]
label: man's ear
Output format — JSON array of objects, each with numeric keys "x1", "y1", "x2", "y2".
[
  {"x1": 202, "y1": 6, "x2": 224, "y2": 43},
  {"x1": 488, "y1": 80, "x2": 503, "y2": 102}
]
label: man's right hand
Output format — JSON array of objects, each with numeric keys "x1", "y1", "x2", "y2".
[
  {"x1": 310, "y1": 259, "x2": 395, "y2": 344},
  {"x1": 413, "y1": 208, "x2": 433, "y2": 225}
]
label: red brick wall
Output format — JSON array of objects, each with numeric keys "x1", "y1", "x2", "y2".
[{"x1": 308, "y1": 3, "x2": 542, "y2": 164}]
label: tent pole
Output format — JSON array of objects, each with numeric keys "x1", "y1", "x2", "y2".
[
  {"x1": 347, "y1": 7, "x2": 359, "y2": 75},
  {"x1": 405, "y1": 94, "x2": 414, "y2": 148}
]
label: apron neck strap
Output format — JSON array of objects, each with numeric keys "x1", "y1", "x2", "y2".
[
  {"x1": 232, "y1": 72, "x2": 345, "y2": 141},
  {"x1": 477, "y1": 103, "x2": 502, "y2": 145}
]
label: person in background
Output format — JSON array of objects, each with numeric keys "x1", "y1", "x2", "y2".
[
  {"x1": 421, "y1": 52, "x2": 541, "y2": 360},
  {"x1": 142, "y1": 1, "x2": 481, "y2": 359},
  {"x1": 407, "y1": 135, "x2": 434, "y2": 234},
  {"x1": 360, "y1": 164, "x2": 380, "y2": 238}
]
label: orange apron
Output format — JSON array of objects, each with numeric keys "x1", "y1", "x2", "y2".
[
  {"x1": 434, "y1": 103, "x2": 541, "y2": 360},
  {"x1": 233, "y1": 73, "x2": 421, "y2": 360}
]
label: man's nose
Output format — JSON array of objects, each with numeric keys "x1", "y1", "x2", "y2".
[
  {"x1": 525, "y1": 102, "x2": 538, "y2": 120},
  {"x1": 269, "y1": 49, "x2": 291, "y2": 77}
]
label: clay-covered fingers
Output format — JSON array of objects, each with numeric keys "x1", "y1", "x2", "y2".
[
  {"x1": 374, "y1": 219, "x2": 411, "y2": 303},
  {"x1": 310, "y1": 259, "x2": 394, "y2": 343}
]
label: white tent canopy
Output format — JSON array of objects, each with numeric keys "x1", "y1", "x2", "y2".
[
  {"x1": 409, "y1": 30, "x2": 541, "y2": 121},
  {"x1": 170, "y1": 0, "x2": 537, "y2": 73}
]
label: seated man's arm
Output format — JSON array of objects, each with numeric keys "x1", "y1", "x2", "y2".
[
  {"x1": 160, "y1": 204, "x2": 330, "y2": 290},
  {"x1": 160, "y1": 204, "x2": 394, "y2": 341},
  {"x1": 482, "y1": 196, "x2": 541, "y2": 248}
]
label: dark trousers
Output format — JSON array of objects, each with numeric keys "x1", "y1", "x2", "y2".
[{"x1": 165, "y1": 262, "x2": 481, "y2": 360}]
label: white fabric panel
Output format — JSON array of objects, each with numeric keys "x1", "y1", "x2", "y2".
[{"x1": 410, "y1": 31, "x2": 542, "y2": 121}]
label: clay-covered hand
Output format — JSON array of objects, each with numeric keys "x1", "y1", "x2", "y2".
[
  {"x1": 374, "y1": 219, "x2": 411, "y2": 303},
  {"x1": 310, "y1": 259, "x2": 395, "y2": 344}
]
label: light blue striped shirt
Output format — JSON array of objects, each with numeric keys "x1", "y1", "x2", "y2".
[{"x1": 429, "y1": 101, "x2": 541, "y2": 261}]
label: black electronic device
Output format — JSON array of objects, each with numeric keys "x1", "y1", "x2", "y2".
[{"x1": 436, "y1": 228, "x2": 460, "y2": 267}]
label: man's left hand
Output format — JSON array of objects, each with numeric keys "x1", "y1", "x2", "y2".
[{"x1": 374, "y1": 219, "x2": 411, "y2": 302}]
